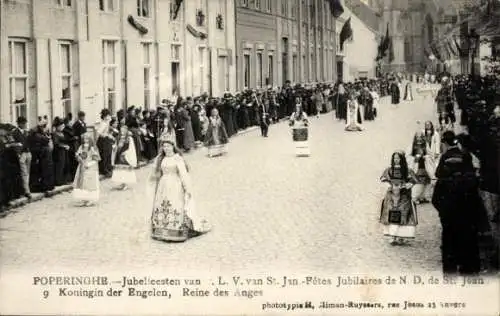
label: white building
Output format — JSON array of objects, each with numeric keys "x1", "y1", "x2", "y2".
[
  {"x1": 0, "y1": 0, "x2": 236, "y2": 126},
  {"x1": 335, "y1": 2, "x2": 379, "y2": 81}
]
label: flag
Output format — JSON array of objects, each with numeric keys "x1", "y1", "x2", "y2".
[
  {"x1": 376, "y1": 23, "x2": 390, "y2": 60},
  {"x1": 430, "y1": 43, "x2": 442, "y2": 61},
  {"x1": 447, "y1": 39, "x2": 458, "y2": 57},
  {"x1": 172, "y1": 0, "x2": 183, "y2": 20},
  {"x1": 328, "y1": 0, "x2": 344, "y2": 18},
  {"x1": 388, "y1": 37, "x2": 394, "y2": 62},
  {"x1": 339, "y1": 17, "x2": 353, "y2": 50}
]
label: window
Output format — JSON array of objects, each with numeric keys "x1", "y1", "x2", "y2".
[
  {"x1": 302, "y1": 55, "x2": 306, "y2": 80},
  {"x1": 60, "y1": 43, "x2": 73, "y2": 117},
  {"x1": 8, "y1": 39, "x2": 29, "y2": 123},
  {"x1": 291, "y1": 0, "x2": 297, "y2": 18},
  {"x1": 256, "y1": 52, "x2": 263, "y2": 88},
  {"x1": 255, "y1": 0, "x2": 261, "y2": 10},
  {"x1": 292, "y1": 54, "x2": 298, "y2": 82},
  {"x1": 171, "y1": 44, "x2": 181, "y2": 95},
  {"x1": 267, "y1": 55, "x2": 273, "y2": 86},
  {"x1": 99, "y1": 0, "x2": 114, "y2": 11},
  {"x1": 241, "y1": 0, "x2": 248, "y2": 7},
  {"x1": 199, "y1": 47, "x2": 206, "y2": 94},
  {"x1": 266, "y1": 0, "x2": 272, "y2": 12},
  {"x1": 55, "y1": 0, "x2": 72, "y2": 7},
  {"x1": 137, "y1": 0, "x2": 150, "y2": 17},
  {"x1": 102, "y1": 40, "x2": 118, "y2": 112},
  {"x1": 281, "y1": 0, "x2": 288, "y2": 16},
  {"x1": 142, "y1": 43, "x2": 152, "y2": 109},
  {"x1": 244, "y1": 54, "x2": 250, "y2": 88}
]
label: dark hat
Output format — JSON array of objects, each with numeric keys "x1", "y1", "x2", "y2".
[
  {"x1": 53, "y1": 116, "x2": 64, "y2": 127},
  {"x1": 224, "y1": 92, "x2": 232, "y2": 98},
  {"x1": 17, "y1": 116, "x2": 27, "y2": 125},
  {"x1": 127, "y1": 106, "x2": 135, "y2": 112}
]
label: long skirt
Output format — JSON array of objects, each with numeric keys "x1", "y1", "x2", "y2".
[
  {"x1": 111, "y1": 165, "x2": 136, "y2": 184},
  {"x1": 380, "y1": 189, "x2": 418, "y2": 239},
  {"x1": 207, "y1": 144, "x2": 228, "y2": 158},
  {"x1": 72, "y1": 162, "x2": 100, "y2": 202},
  {"x1": 292, "y1": 127, "x2": 310, "y2": 156},
  {"x1": 151, "y1": 175, "x2": 211, "y2": 242}
]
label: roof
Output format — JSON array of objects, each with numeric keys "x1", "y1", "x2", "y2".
[{"x1": 343, "y1": 0, "x2": 381, "y2": 32}]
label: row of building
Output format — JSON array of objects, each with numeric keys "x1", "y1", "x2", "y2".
[{"x1": 0, "y1": 0, "x2": 381, "y2": 126}]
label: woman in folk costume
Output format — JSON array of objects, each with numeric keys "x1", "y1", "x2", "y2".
[
  {"x1": 423, "y1": 121, "x2": 441, "y2": 176},
  {"x1": 313, "y1": 87, "x2": 324, "y2": 118},
  {"x1": 289, "y1": 98, "x2": 310, "y2": 156},
  {"x1": 407, "y1": 130, "x2": 434, "y2": 204},
  {"x1": 369, "y1": 84, "x2": 380, "y2": 119},
  {"x1": 111, "y1": 125, "x2": 137, "y2": 190},
  {"x1": 345, "y1": 91, "x2": 363, "y2": 132},
  {"x1": 150, "y1": 138, "x2": 211, "y2": 242},
  {"x1": 72, "y1": 132, "x2": 100, "y2": 207},
  {"x1": 379, "y1": 151, "x2": 418, "y2": 245},
  {"x1": 403, "y1": 81, "x2": 414, "y2": 101},
  {"x1": 205, "y1": 108, "x2": 229, "y2": 158}
]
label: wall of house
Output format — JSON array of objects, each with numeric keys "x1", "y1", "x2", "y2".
[{"x1": 0, "y1": 0, "x2": 237, "y2": 126}]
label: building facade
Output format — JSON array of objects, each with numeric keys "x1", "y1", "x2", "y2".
[
  {"x1": 235, "y1": 0, "x2": 337, "y2": 91},
  {"x1": 337, "y1": 0, "x2": 380, "y2": 81},
  {"x1": 360, "y1": 0, "x2": 495, "y2": 76},
  {"x1": 0, "y1": 0, "x2": 236, "y2": 127}
]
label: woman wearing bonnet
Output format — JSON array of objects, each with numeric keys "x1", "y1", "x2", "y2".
[{"x1": 150, "y1": 136, "x2": 211, "y2": 242}]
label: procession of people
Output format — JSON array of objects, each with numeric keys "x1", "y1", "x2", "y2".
[
  {"x1": 1, "y1": 71, "x2": 497, "y2": 274},
  {"x1": 378, "y1": 74, "x2": 499, "y2": 276}
]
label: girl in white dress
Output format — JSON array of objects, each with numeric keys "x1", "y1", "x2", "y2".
[{"x1": 150, "y1": 138, "x2": 211, "y2": 242}]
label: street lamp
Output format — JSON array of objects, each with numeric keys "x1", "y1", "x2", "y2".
[{"x1": 468, "y1": 28, "x2": 480, "y2": 77}]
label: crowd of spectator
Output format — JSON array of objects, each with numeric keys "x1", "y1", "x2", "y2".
[{"x1": 0, "y1": 77, "x2": 395, "y2": 210}]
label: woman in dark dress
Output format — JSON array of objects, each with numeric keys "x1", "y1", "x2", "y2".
[
  {"x1": 96, "y1": 109, "x2": 114, "y2": 178},
  {"x1": 390, "y1": 80, "x2": 401, "y2": 105},
  {"x1": 52, "y1": 117, "x2": 70, "y2": 186}
]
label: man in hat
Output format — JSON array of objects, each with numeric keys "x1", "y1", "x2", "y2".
[
  {"x1": 27, "y1": 116, "x2": 55, "y2": 193},
  {"x1": 72, "y1": 111, "x2": 87, "y2": 148},
  {"x1": 11, "y1": 116, "x2": 32, "y2": 198},
  {"x1": 258, "y1": 97, "x2": 271, "y2": 137}
]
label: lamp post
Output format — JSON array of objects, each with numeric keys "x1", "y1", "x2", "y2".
[{"x1": 468, "y1": 28, "x2": 480, "y2": 77}]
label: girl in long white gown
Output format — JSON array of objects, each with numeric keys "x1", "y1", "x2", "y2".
[
  {"x1": 72, "y1": 132, "x2": 100, "y2": 206},
  {"x1": 150, "y1": 138, "x2": 211, "y2": 242},
  {"x1": 345, "y1": 92, "x2": 363, "y2": 132}
]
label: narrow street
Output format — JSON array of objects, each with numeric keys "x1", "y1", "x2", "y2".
[{"x1": 0, "y1": 90, "x2": 442, "y2": 274}]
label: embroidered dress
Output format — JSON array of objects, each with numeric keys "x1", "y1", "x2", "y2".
[
  {"x1": 151, "y1": 154, "x2": 211, "y2": 242},
  {"x1": 205, "y1": 117, "x2": 229, "y2": 158},
  {"x1": 379, "y1": 167, "x2": 418, "y2": 239},
  {"x1": 72, "y1": 145, "x2": 100, "y2": 203},
  {"x1": 111, "y1": 131, "x2": 138, "y2": 185},
  {"x1": 289, "y1": 111, "x2": 310, "y2": 156}
]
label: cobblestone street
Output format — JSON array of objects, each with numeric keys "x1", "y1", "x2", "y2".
[{"x1": 0, "y1": 90, "x2": 443, "y2": 274}]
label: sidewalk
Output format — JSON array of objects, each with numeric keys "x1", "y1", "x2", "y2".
[{"x1": 1, "y1": 125, "x2": 260, "y2": 214}]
